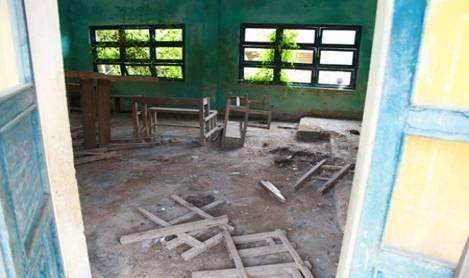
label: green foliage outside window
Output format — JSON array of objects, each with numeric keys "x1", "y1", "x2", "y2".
[
  {"x1": 245, "y1": 30, "x2": 299, "y2": 84},
  {"x1": 92, "y1": 27, "x2": 184, "y2": 79}
]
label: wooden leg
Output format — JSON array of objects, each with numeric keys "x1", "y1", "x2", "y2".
[
  {"x1": 80, "y1": 78, "x2": 97, "y2": 149},
  {"x1": 96, "y1": 79, "x2": 112, "y2": 146}
]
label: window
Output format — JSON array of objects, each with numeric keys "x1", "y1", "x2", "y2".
[
  {"x1": 239, "y1": 24, "x2": 361, "y2": 89},
  {"x1": 90, "y1": 25, "x2": 184, "y2": 80}
]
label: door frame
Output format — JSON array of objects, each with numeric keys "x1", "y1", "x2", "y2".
[
  {"x1": 337, "y1": 0, "x2": 394, "y2": 276},
  {"x1": 22, "y1": 0, "x2": 91, "y2": 276}
]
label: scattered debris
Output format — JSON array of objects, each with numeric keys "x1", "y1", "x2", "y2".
[
  {"x1": 74, "y1": 151, "x2": 119, "y2": 165},
  {"x1": 348, "y1": 129, "x2": 360, "y2": 135},
  {"x1": 192, "y1": 229, "x2": 314, "y2": 278},
  {"x1": 277, "y1": 123, "x2": 299, "y2": 130},
  {"x1": 293, "y1": 159, "x2": 327, "y2": 192},
  {"x1": 260, "y1": 180, "x2": 287, "y2": 203}
]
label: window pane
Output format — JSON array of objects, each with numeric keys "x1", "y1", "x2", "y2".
[
  {"x1": 156, "y1": 47, "x2": 183, "y2": 60},
  {"x1": 318, "y1": 70, "x2": 352, "y2": 86},
  {"x1": 126, "y1": 65, "x2": 151, "y2": 76},
  {"x1": 156, "y1": 66, "x2": 183, "y2": 79},
  {"x1": 244, "y1": 48, "x2": 274, "y2": 62},
  {"x1": 124, "y1": 29, "x2": 150, "y2": 42},
  {"x1": 282, "y1": 49, "x2": 314, "y2": 64},
  {"x1": 156, "y1": 29, "x2": 183, "y2": 41},
  {"x1": 322, "y1": 30, "x2": 356, "y2": 45},
  {"x1": 281, "y1": 69, "x2": 312, "y2": 83},
  {"x1": 320, "y1": 50, "x2": 354, "y2": 65},
  {"x1": 243, "y1": 67, "x2": 274, "y2": 82},
  {"x1": 95, "y1": 29, "x2": 119, "y2": 42},
  {"x1": 284, "y1": 29, "x2": 315, "y2": 44},
  {"x1": 125, "y1": 47, "x2": 150, "y2": 59},
  {"x1": 96, "y1": 47, "x2": 120, "y2": 59},
  {"x1": 97, "y1": 64, "x2": 121, "y2": 76},
  {"x1": 0, "y1": 0, "x2": 22, "y2": 90},
  {"x1": 245, "y1": 28, "x2": 276, "y2": 43}
]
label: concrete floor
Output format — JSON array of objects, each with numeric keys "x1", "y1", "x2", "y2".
[{"x1": 73, "y1": 113, "x2": 361, "y2": 278}]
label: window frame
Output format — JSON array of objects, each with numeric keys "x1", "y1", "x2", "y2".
[
  {"x1": 90, "y1": 24, "x2": 185, "y2": 80},
  {"x1": 239, "y1": 24, "x2": 361, "y2": 90}
]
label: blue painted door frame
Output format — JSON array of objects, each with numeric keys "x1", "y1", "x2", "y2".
[
  {"x1": 0, "y1": 0, "x2": 64, "y2": 277},
  {"x1": 349, "y1": 0, "x2": 469, "y2": 276}
]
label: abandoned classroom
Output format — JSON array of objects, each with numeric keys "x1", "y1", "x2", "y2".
[{"x1": 0, "y1": 0, "x2": 468, "y2": 277}]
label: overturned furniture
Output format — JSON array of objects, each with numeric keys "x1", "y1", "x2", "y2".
[
  {"x1": 192, "y1": 229, "x2": 314, "y2": 278},
  {"x1": 221, "y1": 96, "x2": 249, "y2": 148},
  {"x1": 247, "y1": 95, "x2": 273, "y2": 129},
  {"x1": 131, "y1": 96, "x2": 220, "y2": 144},
  {"x1": 122, "y1": 194, "x2": 233, "y2": 261}
]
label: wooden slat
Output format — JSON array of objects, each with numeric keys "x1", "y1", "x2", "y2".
[
  {"x1": 238, "y1": 244, "x2": 288, "y2": 258},
  {"x1": 181, "y1": 233, "x2": 224, "y2": 261},
  {"x1": 164, "y1": 200, "x2": 225, "y2": 249},
  {"x1": 170, "y1": 195, "x2": 234, "y2": 231},
  {"x1": 74, "y1": 151, "x2": 118, "y2": 165},
  {"x1": 223, "y1": 230, "x2": 248, "y2": 278},
  {"x1": 192, "y1": 263, "x2": 298, "y2": 278},
  {"x1": 293, "y1": 159, "x2": 327, "y2": 192},
  {"x1": 276, "y1": 230, "x2": 314, "y2": 278},
  {"x1": 119, "y1": 215, "x2": 228, "y2": 245},
  {"x1": 318, "y1": 163, "x2": 352, "y2": 194},
  {"x1": 232, "y1": 231, "x2": 279, "y2": 244},
  {"x1": 96, "y1": 79, "x2": 112, "y2": 146},
  {"x1": 137, "y1": 208, "x2": 204, "y2": 248},
  {"x1": 65, "y1": 70, "x2": 158, "y2": 82},
  {"x1": 80, "y1": 78, "x2": 97, "y2": 148},
  {"x1": 260, "y1": 180, "x2": 287, "y2": 203}
]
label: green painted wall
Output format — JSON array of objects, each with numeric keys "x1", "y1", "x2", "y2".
[{"x1": 58, "y1": 0, "x2": 377, "y2": 120}]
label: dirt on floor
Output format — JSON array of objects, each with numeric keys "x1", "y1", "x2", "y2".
[{"x1": 73, "y1": 113, "x2": 361, "y2": 278}]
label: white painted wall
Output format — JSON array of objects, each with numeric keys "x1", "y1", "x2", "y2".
[
  {"x1": 23, "y1": 0, "x2": 92, "y2": 276},
  {"x1": 336, "y1": 0, "x2": 393, "y2": 276}
]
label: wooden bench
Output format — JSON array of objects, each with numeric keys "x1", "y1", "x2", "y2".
[{"x1": 131, "y1": 96, "x2": 219, "y2": 144}]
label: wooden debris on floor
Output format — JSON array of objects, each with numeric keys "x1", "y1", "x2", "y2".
[
  {"x1": 121, "y1": 195, "x2": 232, "y2": 260},
  {"x1": 74, "y1": 151, "x2": 119, "y2": 165},
  {"x1": 192, "y1": 229, "x2": 314, "y2": 278},
  {"x1": 259, "y1": 180, "x2": 287, "y2": 203},
  {"x1": 293, "y1": 160, "x2": 352, "y2": 194}
]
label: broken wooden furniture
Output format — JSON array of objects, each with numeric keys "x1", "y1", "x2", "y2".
[
  {"x1": 293, "y1": 159, "x2": 352, "y2": 194},
  {"x1": 221, "y1": 96, "x2": 249, "y2": 148},
  {"x1": 131, "y1": 96, "x2": 219, "y2": 144},
  {"x1": 192, "y1": 229, "x2": 315, "y2": 278},
  {"x1": 121, "y1": 195, "x2": 233, "y2": 260},
  {"x1": 247, "y1": 95, "x2": 273, "y2": 129},
  {"x1": 65, "y1": 71, "x2": 157, "y2": 149}
]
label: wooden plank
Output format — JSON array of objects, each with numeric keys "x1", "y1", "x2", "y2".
[
  {"x1": 260, "y1": 180, "x2": 287, "y2": 203},
  {"x1": 181, "y1": 233, "x2": 224, "y2": 261},
  {"x1": 120, "y1": 215, "x2": 228, "y2": 245},
  {"x1": 80, "y1": 78, "x2": 97, "y2": 148},
  {"x1": 137, "y1": 208, "x2": 204, "y2": 249},
  {"x1": 96, "y1": 79, "x2": 112, "y2": 146},
  {"x1": 318, "y1": 163, "x2": 352, "y2": 194},
  {"x1": 293, "y1": 159, "x2": 327, "y2": 192},
  {"x1": 456, "y1": 236, "x2": 469, "y2": 278},
  {"x1": 238, "y1": 244, "x2": 288, "y2": 258},
  {"x1": 192, "y1": 263, "x2": 298, "y2": 278},
  {"x1": 74, "y1": 151, "x2": 118, "y2": 165},
  {"x1": 163, "y1": 200, "x2": 225, "y2": 249},
  {"x1": 289, "y1": 269, "x2": 303, "y2": 278},
  {"x1": 107, "y1": 142, "x2": 159, "y2": 151},
  {"x1": 276, "y1": 229, "x2": 314, "y2": 278},
  {"x1": 222, "y1": 230, "x2": 248, "y2": 278},
  {"x1": 65, "y1": 70, "x2": 158, "y2": 82},
  {"x1": 170, "y1": 195, "x2": 234, "y2": 231},
  {"x1": 232, "y1": 231, "x2": 279, "y2": 244}
]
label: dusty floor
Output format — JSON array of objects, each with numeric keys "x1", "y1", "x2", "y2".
[{"x1": 73, "y1": 113, "x2": 361, "y2": 278}]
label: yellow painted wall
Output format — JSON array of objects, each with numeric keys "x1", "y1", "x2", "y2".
[
  {"x1": 384, "y1": 136, "x2": 469, "y2": 264},
  {"x1": 413, "y1": 0, "x2": 469, "y2": 109}
]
